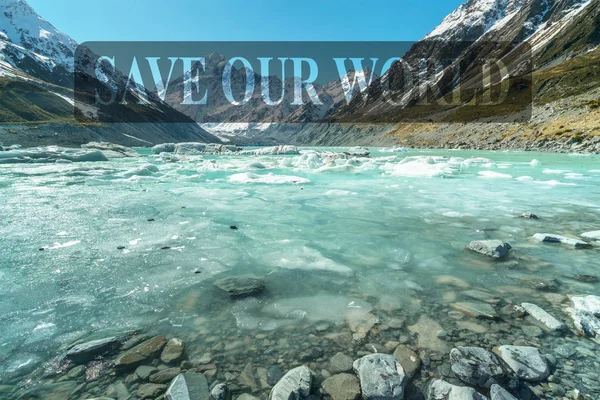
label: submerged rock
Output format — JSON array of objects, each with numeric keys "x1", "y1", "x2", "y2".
[
  {"x1": 450, "y1": 302, "x2": 498, "y2": 319},
  {"x1": 16, "y1": 382, "x2": 78, "y2": 400},
  {"x1": 165, "y1": 372, "x2": 210, "y2": 400},
  {"x1": 149, "y1": 367, "x2": 181, "y2": 383},
  {"x1": 353, "y1": 354, "x2": 406, "y2": 400},
  {"x1": 346, "y1": 310, "x2": 379, "y2": 341},
  {"x1": 489, "y1": 384, "x2": 517, "y2": 400},
  {"x1": 161, "y1": 338, "x2": 185, "y2": 364},
  {"x1": 329, "y1": 352, "x2": 354, "y2": 374},
  {"x1": 493, "y1": 346, "x2": 549, "y2": 382},
  {"x1": 137, "y1": 383, "x2": 167, "y2": 399},
  {"x1": 392, "y1": 345, "x2": 421, "y2": 379},
  {"x1": 408, "y1": 315, "x2": 448, "y2": 353},
  {"x1": 520, "y1": 303, "x2": 565, "y2": 331},
  {"x1": 210, "y1": 383, "x2": 229, "y2": 400},
  {"x1": 270, "y1": 366, "x2": 312, "y2": 400},
  {"x1": 532, "y1": 233, "x2": 591, "y2": 249},
  {"x1": 427, "y1": 379, "x2": 488, "y2": 400},
  {"x1": 213, "y1": 276, "x2": 266, "y2": 298},
  {"x1": 114, "y1": 335, "x2": 167, "y2": 370},
  {"x1": 466, "y1": 240, "x2": 512, "y2": 259},
  {"x1": 321, "y1": 374, "x2": 361, "y2": 400},
  {"x1": 65, "y1": 336, "x2": 120, "y2": 364},
  {"x1": 449, "y1": 347, "x2": 505, "y2": 388}
]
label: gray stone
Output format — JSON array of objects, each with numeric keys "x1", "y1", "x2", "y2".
[
  {"x1": 149, "y1": 367, "x2": 181, "y2": 383},
  {"x1": 267, "y1": 365, "x2": 284, "y2": 386},
  {"x1": 270, "y1": 366, "x2": 312, "y2": 400},
  {"x1": 137, "y1": 383, "x2": 167, "y2": 399},
  {"x1": 135, "y1": 365, "x2": 158, "y2": 380},
  {"x1": 329, "y1": 353, "x2": 354, "y2": 374},
  {"x1": 565, "y1": 295, "x2": 600, "y2": 342},
  {"x1": 493, "y1": 346, "x2": 550, "y2": 382},
  {"x1": 65, "y1": 336, "x2": 120, "y2": 364},
  {"x1": 520, "y1": 303, "x2": 565, "y2": 331},
  {"x1": 17, "y1": 382, "x2": 77, "y2": 400},
  {"x1": 353, "y1": 354, "x2": 406, "y2": 400},
  {"x1": 321, "y1": 374, "x2": 361, "y2": 400},
  {"x1": 466, "y1": 240, "x2": 511, "y2": 259},
  {"x1": 532, "y1": 233, "x2": 591, "y2": 249},
  {"x1": 450, "y1": 347, "x2": 504, "y2": 388},
  {"x1": 489, "y1": 384, "x2": 517, "y2": 400},
  {"x1": 450, "y1": 302, "x2": 497, "y2": 319},
  {"x1": 161, "y1": 338, "x2": 185, "y2": 364},
  {"x1": 392, "y1": 345, "x2": 421, "y2": 378},
  {"x1": 114, "y1": 335, "x2": 167, "y2": 370},
  {"x1": 521, "y1": 326, "x2": 543, "y2": 338},
  {"x1": 427, "y1": 379, "x2": 488, "y2": 400},
  {"x1": 237, "y1": 395, "x2": 260, "y2": 400},
  {"x1": 166, "y1": 372, "x2": 210, "y2": 400},
  {"x1": 211, "y1": 383, "x2": 229, "y2": 400},
  {"x1": 214, "y1": 276, "x2": 266, "y2": 298}
]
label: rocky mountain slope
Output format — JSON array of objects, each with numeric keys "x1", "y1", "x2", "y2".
[
  {"x1": 0, "y1": 0, "x2": 219, "y2": 147},
  {"x1": 194, "y1": 0, "x2": 600, "y2": 152}
]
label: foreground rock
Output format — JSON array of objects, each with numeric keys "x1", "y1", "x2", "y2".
[
  {"x1": 493, "y1": 346, "x2": 549, "y2": 382},
  {"x1": 81, "y1": 142, "x2": 139, "y2": 158},
  {"x1": 393, "y1": 345, "x2": 421, "y2": 378},
  {"x1": 489, "y1": 384, "x2": 517, "y2": 400},
  {"x1": 113, "y1": 335, "x2": 167, "y2": 370},
  {"x1": 213, "y1": 276, "x2": 266, "y2": 298},
  {"x1": 451, "y1": 302, "x2": 498, "y2": 319},
  {"x1": 270, "y1": 366, "x2": 312, "y2": 400},
  {"x1": 165, "y1": 372, "x2": 210, "y2": 400},
  {"x1": 532, "y1": 233, "x2": 591, "y2": 249},
  {"x1": 161, "y1": 338, "x2": 185, "y2": 364},
  {"x1": 137, "y1": 383, "x2": 167, "y2": 399},
  {"x1": 565, "y1": 295, "x2": 600, "y2": 341},
  {"x1": 427, "y1": 379, "x2": 488, "y2": 400},
  {"x1": 329, "y1": 352, "x2": 354, "y2": 373},
  {"x1": 321, "y1": 374, "x2": 361, "y2": 400},
  {"x1": 64, "y1": 336, "x2": 120, "y2": 364},
  {"x1": 520, "y1": 303, "x2": 565, "y2": 331},
  {"x1": 450, "y1": 347, "x2": 505, "y2": 388},
  {"x1": 353, "y1": 354, "x2": 406, "y2": 400},
  {"x1": 466, "y1": 240, "x2": 512, "y2": 259}
]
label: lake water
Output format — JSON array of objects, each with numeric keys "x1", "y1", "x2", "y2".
[{"x1": 0, "y1": 147, "x2": 599, "y2": 398}]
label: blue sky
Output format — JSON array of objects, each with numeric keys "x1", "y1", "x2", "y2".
[{"x1": 27, "y1": 0, "x2": 464, "y2": 43}]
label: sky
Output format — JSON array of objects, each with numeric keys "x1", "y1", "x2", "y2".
[{"x1": 26, "y1": 0, "x2": 464, "y2": 43}]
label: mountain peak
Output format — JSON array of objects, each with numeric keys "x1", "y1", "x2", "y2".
[
  {"x1": 425, "y1": 0, "x2": 530, "y2": 40},
  {"x1": 0, "y1": 0, "x2": 76, "y2": 73}
]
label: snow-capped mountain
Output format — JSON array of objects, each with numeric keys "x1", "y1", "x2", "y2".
[
  {"x1": 0, "y1": 0, "x2": 76, "y2": 86},
  {"x1": 425, "y1": 0, "x2": 530, "y2": 40},
  {"x1": 0, "y1": 0, "x2": 220, "y2": 145}
]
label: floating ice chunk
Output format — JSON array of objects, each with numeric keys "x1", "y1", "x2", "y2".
[
  {"x1": 81, "y1": 142, "x2": 139, "y2": 158},
  {"x1": 0, "y1": 146, "x2": 108, "y2": 164},
  {"x1": 122, "y1": 164, "x2": 159, "y2": 177},
  {"x1": 44, "y1": 240, "x2": 81, "y2": 250},
  {"x1": 294, "y1": 152, "x2": 323, "y2": 169},
  {"x1": 238, "y1": 145, "x2": 299, "y2": 155},
  {"x1": 152, "y1": 142, "x2": 241, "y2": 155},
  {"x1": 386, "y1": 156, "x2": 456, "y2": 177},
  {"x1": 229, "y1": 172, "x2": 309, "y2": 184},
  {"x1": 478, "y1": 171, "x2": 512, "y2": 179},
  {"x1": 265, "y1": 245, "x2": 352, "y2": 274},
  {"x1": 516, "y1": 176, "x2": 534, "y2": 181},
  {"x1": 530, "y1": 159, "x2": 541, "y2": 166},
  {"x1": 246, "y1": 161, "x2": 267, "y2": 169}
]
